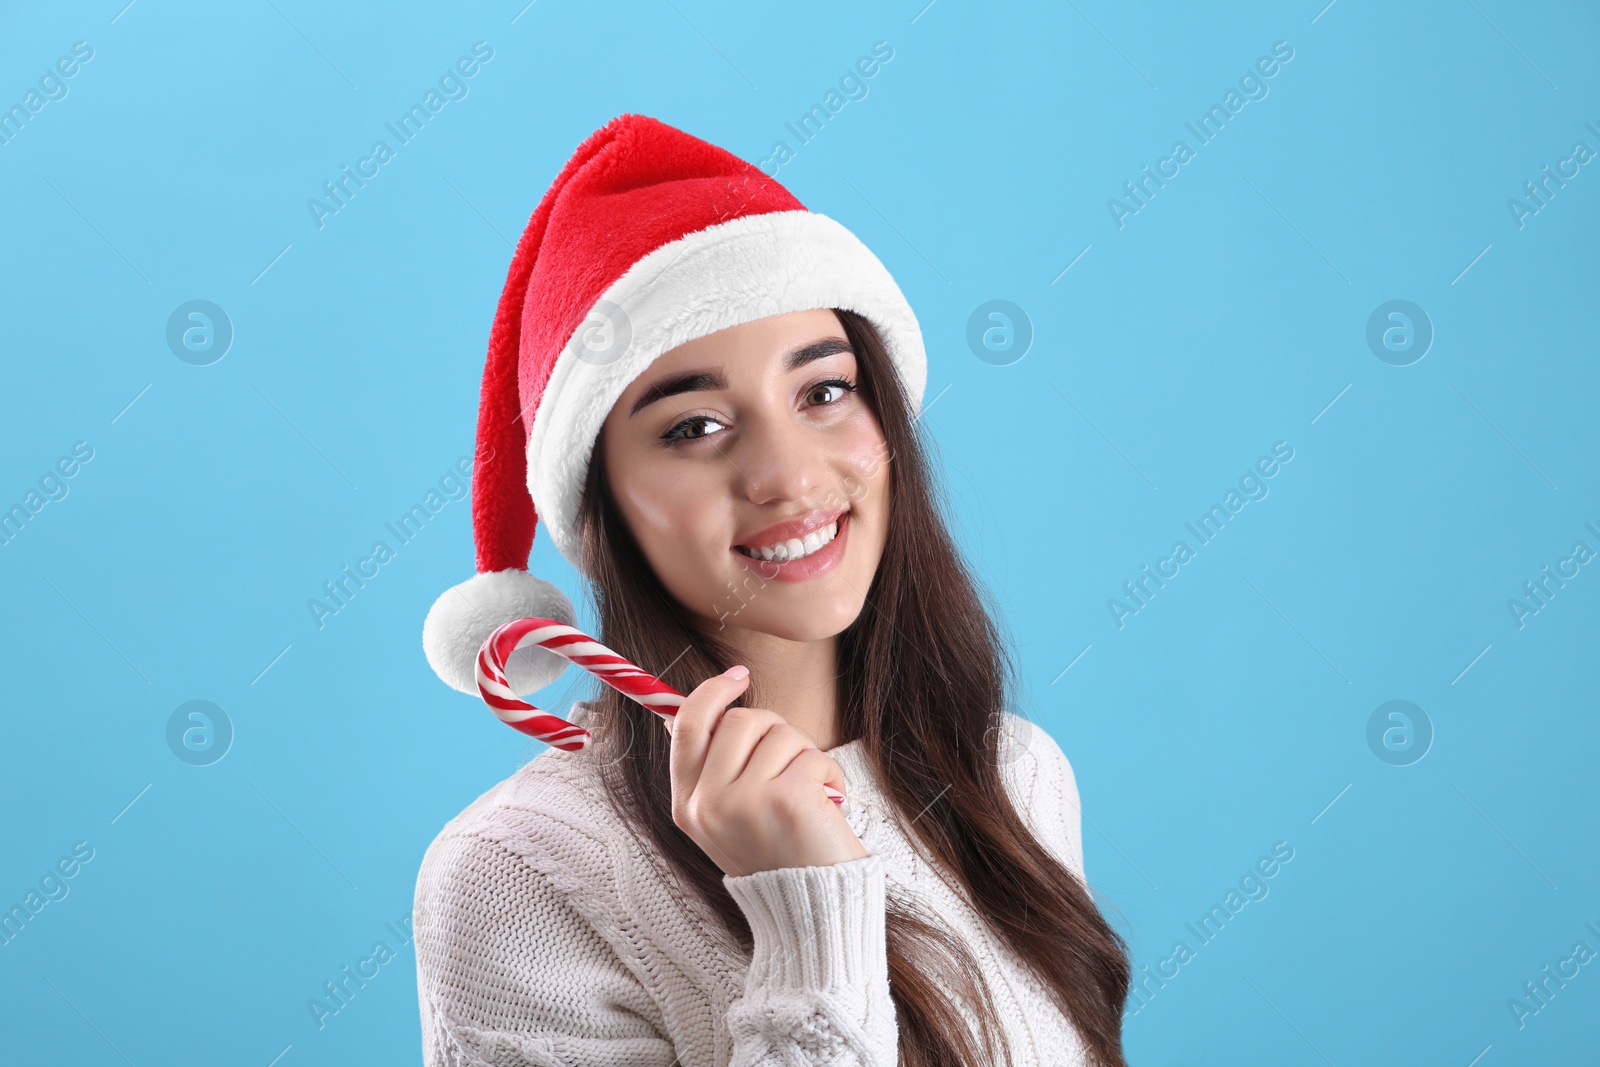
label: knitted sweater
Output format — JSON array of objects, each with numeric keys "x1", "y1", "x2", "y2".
[{"x1": 413, "y1": 703, "x2": 1094, "y2": 1066}]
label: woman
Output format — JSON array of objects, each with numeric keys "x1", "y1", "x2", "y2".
[{"x1": 415, "y1": 113, "x2": 1131, "y2": 1066}]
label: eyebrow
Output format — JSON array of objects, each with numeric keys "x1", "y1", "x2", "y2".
[{"x1": 628, "y1": 337, "x2": 856, "y2": 418}]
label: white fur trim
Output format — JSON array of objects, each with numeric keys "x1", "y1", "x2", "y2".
[
  {"x1": 422, "y1": 569, "x2": 578, "y2": 696},
  {"x1": 525, "y1": 209, "x2": 927, "y2": 570}
]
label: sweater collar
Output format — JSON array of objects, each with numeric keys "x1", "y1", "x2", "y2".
[{"x1": 823, "y1": 737, "x2": 875, "y2": 800}]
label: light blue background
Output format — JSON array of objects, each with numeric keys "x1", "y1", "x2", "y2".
[{"x1": 3, "y1": 1, "x2": 1597, "y2": 1064}]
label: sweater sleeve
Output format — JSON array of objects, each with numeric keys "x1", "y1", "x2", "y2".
[
  {"x1": 414, "y1": 829, "x2": 677, "y2": 1067},
  {"x1": 721, "y1": 853, "x2": 899, "y2": 1065}
]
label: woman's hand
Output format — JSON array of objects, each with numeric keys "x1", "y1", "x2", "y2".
[{"x1": 665, "y1": 666, "x2": 870, "y2": 877}]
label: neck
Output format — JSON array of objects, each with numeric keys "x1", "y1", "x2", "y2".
[{"x1": 715, "y1": 625, "x2": 843, "y2": 751}]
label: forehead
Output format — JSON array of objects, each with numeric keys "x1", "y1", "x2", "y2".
[{"x1": 646, "y1": 307, "x2": 846, "y2": 371}]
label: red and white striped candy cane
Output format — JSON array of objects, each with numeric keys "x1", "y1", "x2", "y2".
[{"x1": 476, "y1": 617, "x2": 846, "y2": 804}]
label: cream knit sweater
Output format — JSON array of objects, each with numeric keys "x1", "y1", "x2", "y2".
[{"x1": 413, "y1": 703, "x2": 1094, "y2": 1066}]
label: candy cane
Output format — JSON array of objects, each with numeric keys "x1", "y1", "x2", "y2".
[{"x1": 476, "y1": 617, "x2": 846, "y2": 804}]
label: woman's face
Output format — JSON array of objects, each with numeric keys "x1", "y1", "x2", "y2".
[{"x1": 598, "y1": 308, "x2": 891, "y2": 642}]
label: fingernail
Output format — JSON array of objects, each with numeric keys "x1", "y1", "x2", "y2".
[{"x1": 723, "y1": 664, "x2": 749, "y2": 680}]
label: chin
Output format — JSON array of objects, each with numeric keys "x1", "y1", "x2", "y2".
[{"x1": 739, "y1": 586, "x2": 870, "y2": 642}]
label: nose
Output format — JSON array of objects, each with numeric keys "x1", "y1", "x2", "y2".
[{"x1": 732, "y1": 404, "x2": 830, "y2": 507}]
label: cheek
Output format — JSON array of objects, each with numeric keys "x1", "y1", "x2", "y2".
[
  {"x1": 839, "y1": 422, "x2": 891, "y2": 506},
  {"x1": 622, "y1": 479, "x2": 689, "y2": 539},
  {"x1": 610, "y1": 453, "x2": 724, "y2": 570}
]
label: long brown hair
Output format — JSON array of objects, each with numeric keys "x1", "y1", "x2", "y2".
[{"x1": 572, "y1": 308, "x2": 1131, "y2": 1066}]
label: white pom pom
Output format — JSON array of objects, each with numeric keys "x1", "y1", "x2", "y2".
[{"x1": 422, "y1": 569, "x2": 578, "y2": 697}]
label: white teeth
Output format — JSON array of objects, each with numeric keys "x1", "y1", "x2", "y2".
[{"x1": 740, "y1": 518, "x2": 840, "y2": 562}]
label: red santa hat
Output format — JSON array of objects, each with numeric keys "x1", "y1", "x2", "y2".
[{"x1": 422, "y1": 112, "x2": 928, "y2": 697}]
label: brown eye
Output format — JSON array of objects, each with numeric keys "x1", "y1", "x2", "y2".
[
  {"x1": 808, "y1": 378, "x2": 858, "y2": 407},
  {"x1": 661, "y1": 413, "x2": 728, "y2": 444}
]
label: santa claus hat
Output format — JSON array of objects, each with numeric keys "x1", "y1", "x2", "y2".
[{"x1": 422, "y1": 112, "x2": 928, "y2": 696}]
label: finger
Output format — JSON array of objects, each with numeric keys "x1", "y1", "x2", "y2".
[
  {"x1": 698, "y1": 706, "x2": 787, "y2": 791},
  {"x1": 668, "y1": 667, "x2": 751, "y2": 799},
  {"x1": 737, "y1": 721, "x2": 819, "y2": 788},
  {"x1": 778, "y1": 748, "x2": 849, "y2": 800},
  {"x1": 670, "y1": 666, "x2": 749, "y2": 743}
]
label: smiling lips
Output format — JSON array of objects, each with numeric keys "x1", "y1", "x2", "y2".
[
  {"x1": 735, "y1": 517, "x2": 842, "y2": 562},
  {"x1": 731, "y1": 508, "x2": 851, "y2": 581},
  {"x1": 733, "y1": 507, "x2": 847, "y2": 557}
]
